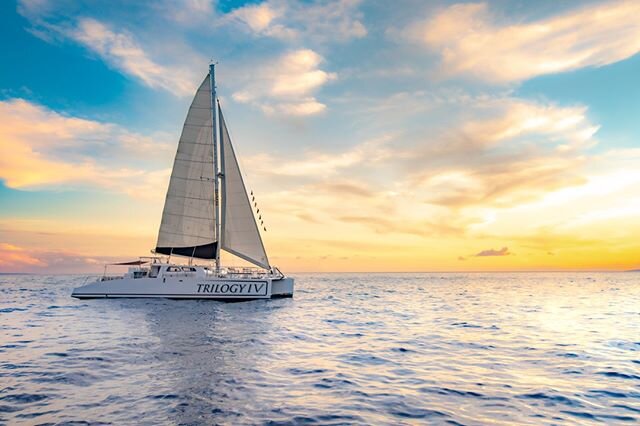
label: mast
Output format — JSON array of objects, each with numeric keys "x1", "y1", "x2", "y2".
[{"x1": 209, "y1": 63, "x2": 221, "y2": 273}]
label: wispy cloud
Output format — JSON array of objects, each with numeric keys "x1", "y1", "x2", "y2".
[
  {"x1": 232, "y1": 49, "x2": 336, "y2": 115},
  {"x1": 0, "y1": 243, "x2": 47, "y2": 269},
  {"x1": 245, "y1": 134, "x2": 394, "y2": 178},
  {"x1": 312, "y1": 182, "x2": 373, "y2": 198},
  {"x1": 239, "y1": 96, "x2": 603, "y2": 252},
  {"x1": 17, "y1": 0, "x2": 204, "y2": 97},
  {"x1": 158, "y1": 0, "x2": 216, "y2": 26},
  {"x1": 475, "y1": 148, "x2": 640, "y2": 243},
  {"x1": 68, "y1": 18, "x2": 201, "y2": 96},
  {"x1": 310, "y1": 96, "x2": 595, "y2": 215},
  {"x1": 402, "y1": 98, "x2": 595, "y2": 209},
  {"x1": 475, "y1": 246, "x2": 510, "y2": 257},
  {"x1": 0, "y1": 99, "x2": 172, "y2": 196},
  {"x1": 404, "y1": 0, "x2": 640, "y2": 83},
  {"x1": 340, "y1": 215, "x2": 467, "y2": 238},
  {"x1": 228, "y1": 0, "x2": 367, "y2": 43},
  {"x1": 18, "y1": 1, "x2": 342, "y2": 110},
  {"x1": 0, "y1": 242, "x2": 118, "y2": 273}
]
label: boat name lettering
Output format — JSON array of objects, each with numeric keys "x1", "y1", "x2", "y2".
[{"x1": 196, "y1": 282, "x2": 266, "y2": 295}]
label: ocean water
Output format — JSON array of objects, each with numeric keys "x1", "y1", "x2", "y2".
[{"x1": 0, "y1": 273, "x2": 639, "y2": 425}]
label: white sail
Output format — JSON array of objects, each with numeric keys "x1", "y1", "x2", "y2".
[
  {"x1": 219, "y1": 105, "x2": 270, "y2": 269},
  {"x1": 155, "y1": 75, "x2": 216, "y2": 259}
]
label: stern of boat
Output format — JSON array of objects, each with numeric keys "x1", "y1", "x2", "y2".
[
  {"x1": 271, "y1": 277, "x2": 294, "y2": 298},
  {"x1": 71, "y1": 278, "x2": 111, "y2": 299}
]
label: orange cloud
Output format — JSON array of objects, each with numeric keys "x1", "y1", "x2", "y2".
[
  {"x1": 0, "y1": 99, "x2": 171, "y2": 197},
  {"x1": 0, "y1": 242, "x2": 130, "y2": 273},
  {"x1": 0, "y1": 243, "x2": 47, "y2": 269}
]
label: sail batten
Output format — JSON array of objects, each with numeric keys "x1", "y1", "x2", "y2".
[
  {"x1": 219, "y1": 105, "x2": 270, "y2": 269},
  {"x1": 155, "y1": 74, "x2": 217, "y2": 259}
]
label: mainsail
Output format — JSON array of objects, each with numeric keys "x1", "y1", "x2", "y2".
[
  {"x1": 155, "y1": 75, "x2": 216, "y2": 258},
  {"x1": 219, "y1": 105, "x2": 270, "y2": 269}
]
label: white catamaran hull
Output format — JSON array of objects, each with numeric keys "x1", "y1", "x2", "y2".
[{"x1": 72, "y1": 276, "x2": 294, "y2": 300}]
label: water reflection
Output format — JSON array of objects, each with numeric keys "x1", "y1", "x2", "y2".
[
  {"x1": 136, "y1": 298, "x2": 285, "y2": 424},
  {"x1": 1, "y1": 273, "x2": 639, "y2": 425}
]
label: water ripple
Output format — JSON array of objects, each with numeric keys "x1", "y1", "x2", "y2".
[{"x1": 0, "y1": 272, "x2": 638, "y2": 424}]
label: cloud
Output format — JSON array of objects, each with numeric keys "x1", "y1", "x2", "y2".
[
  {"x1": 402, "y1": 98, "x2": 595, "y2": 209},
  {"x1": 405, "y1": 1, "x2": 640, "y2": 83},
  {"x1": 68, "y1": 18, "x2": 201, "y2": 96},
  {"x1": 158, "y1": 0, "x2": 216, "y2": 26},
  {"x1": 228, "y1": 0, "x2": 367, "y2": 43},
  {"x1": 17, "y1": 0, "x2": 204, "y2": 97},
  {"x1": 0, "y1": 242, "x2": 120, "y2": 273},
  {"x1": 238, "y1": 95, "x2": 607, "y2": 253},
  {"x1": 232, "y1": 49, "x2": 336, "y2": 115},
  {"x1": 475, "y1": 247, "x2": 510, "y2": 257},
  {"x1": 229, "y1": 3, "x2": 281, "y2": 34},
  {"x1": 245, "y1": 134, "x2": 393, "y2": 179},
  {"x1": 0, "y1": 98, "x2": 172, "y2": 197},
  {"x1": 18, "y1": 1, "x2": 340, "y2": 107},
  {"x1": 460, "y1": 100, "x2": 597, "y2": 150},
  {"x1": 313, "y1": 182, "x2": 373, "y2": 197},
  {"x1": 340, "y1": 215, "x2": 467, "y2": 238},
  {"x1": 0, "y1": 243, "x2": 47, "y2": 269},
  {"x1": 474, "y1": 148, "x2": 640, "y2": 245},
  {"x1": 261, "y1": 99, "x2": 328, "y2": 116},
  {"x1": 254, "y1": 97, "x2": 592, "y2": 196}
]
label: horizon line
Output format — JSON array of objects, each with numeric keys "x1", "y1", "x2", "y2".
[{"x1": 2, "y1": 269, "x2": 639, "y2": 276}]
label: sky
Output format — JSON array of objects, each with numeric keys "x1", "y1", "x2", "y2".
[{"x1": 1, "y1": 0, "x2": 639, "y2": 273}]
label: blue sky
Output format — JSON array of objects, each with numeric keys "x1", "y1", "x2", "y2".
[
  {"x1": 2, "y1": 0, "x2": 638, "y2": 154},
  {"x1": 1, "y1": 0, "x2": 640, "y2": 272}
]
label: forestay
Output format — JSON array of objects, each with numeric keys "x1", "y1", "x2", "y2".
[
  {"x1": 219, "y1": 105, "x2": 270, "y2": 269},
  {"x1": 155, "y1": 75, "x2": 217, "y2": 259}
]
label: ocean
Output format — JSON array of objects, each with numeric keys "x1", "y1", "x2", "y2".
[{"x1": 1, "y1": 272, "x2": 639, "y2": 425}]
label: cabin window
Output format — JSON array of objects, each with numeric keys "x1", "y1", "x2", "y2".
[{"x1": 149, "y1": 266, "x2": 160, "y2": 278}]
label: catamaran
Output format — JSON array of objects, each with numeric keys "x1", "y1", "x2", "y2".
[{"x1": 72, "y1": 65, "x2": 294, "y2": 300}]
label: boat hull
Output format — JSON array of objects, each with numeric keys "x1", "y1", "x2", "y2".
[{"x1": 72, "y1": 276, "x2": 294, "y2": 301}]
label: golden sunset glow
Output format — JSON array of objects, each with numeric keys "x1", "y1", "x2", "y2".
[{"x1": 2, "y1": 0, "x2": 640, "y2": 273}]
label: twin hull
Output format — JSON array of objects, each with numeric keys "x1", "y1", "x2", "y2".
[{"x1": 72, "y1": 276, "x2": 294, "y2": 300}]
